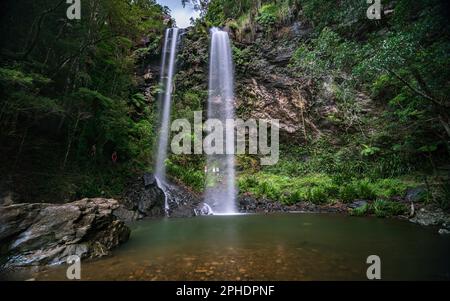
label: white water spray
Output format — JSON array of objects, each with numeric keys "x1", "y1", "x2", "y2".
[
  {"x1": 155, "y1": 28, "x2": 180, "y2": 212},
  {"x1": 204, "y1": 28, "x2": 237, "y2": 214}
]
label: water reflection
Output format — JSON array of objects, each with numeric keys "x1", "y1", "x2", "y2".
[{"x1": 6, "y1": 214, "x2": 450, "y2": 281}]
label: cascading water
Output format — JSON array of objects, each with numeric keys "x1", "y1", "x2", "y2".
[
  {"x1": 155, "y1": 28, "x2": 180, "y2": 213},
  {"x1": 204, "y1": 28, "x2": 237, "y2": 215}
]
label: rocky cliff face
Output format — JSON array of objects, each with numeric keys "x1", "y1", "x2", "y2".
[
  {"x1": 233, "y1": 23, "x2": 315, "y2": 139},
  {"x1": 0, "y1": 198, "x2": 130, "y2": 268},
  {"x1": 164, "y1": 181, "x2": 202, "y2": 218},
  {"x1": 233, "y1": 23, "x2": 376, "y2": 144},
  {"x1": 121, "y1": 173, "x2": 202, "y2": 220},
  {"x1": 176, "y1": 21, "x2": 361, "y2": 145}
]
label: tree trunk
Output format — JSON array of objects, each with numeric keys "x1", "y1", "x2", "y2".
[
  {"x1": 22, "y1": 0, "x2": 66, "y2": 60},
  {"x1": 62, "y1": 113, "x2": 81, "y2": 170}
]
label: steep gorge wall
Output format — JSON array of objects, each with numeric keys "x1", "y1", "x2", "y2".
[{"x1": 175, "y1": 19, "x2": 371, "y2": 146}]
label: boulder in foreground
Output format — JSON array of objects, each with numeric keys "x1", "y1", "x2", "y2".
[{"x1": 0, "y1": 198, "x2": 130, "y2": 268}]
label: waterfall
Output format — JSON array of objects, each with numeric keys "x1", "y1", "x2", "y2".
[
  {"x1": 155, "y1": 28, "x2": 180, "y2": 212},
  {"x1": 204, "y1": 28, "x2": 237, "y2": 215}
]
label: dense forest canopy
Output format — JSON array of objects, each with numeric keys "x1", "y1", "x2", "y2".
[
  {"x1": 0, "y1": 0, "x2": 169, "y2": 201},
  {"x1": 0, "y1": 0, "x2": 449, "y2": 213}
]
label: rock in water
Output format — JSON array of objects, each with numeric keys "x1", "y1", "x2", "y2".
[
  {"x1": 143, "y1": 173, "x2": 156, "y2": 188},
  {"x1": 122, "y1": 174, "x2": 166, "y2": 219},
  {"x1": 438, "y1": 228, "x2": 450, "y2": 235},
  {"x1": 409, "y1": 207, "x2": 449, "y2": 227},
  {"x1": 348, "y1": 200, "x2": 368, "y2": 210},
  {"x1": 122, "y1": 174, "x2": 201, "y2": 219},
  {"x1": 0, "y1": 198, "x2": 130, "y2": 268},
  {"x1": 164, "y1": 182, "x2": 201, "y2": 218}
]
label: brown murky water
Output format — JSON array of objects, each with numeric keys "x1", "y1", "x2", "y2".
[{"x1": 6, "y1": 214, "x2": 450, "y2": 281}]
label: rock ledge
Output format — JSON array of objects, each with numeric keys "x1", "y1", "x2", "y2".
[{"x1": 0, "y1": 198, "x2": 130, "y2": 268}]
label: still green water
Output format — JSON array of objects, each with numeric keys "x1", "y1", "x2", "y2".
[{"x1": 16, "y1": 214, "x2": 450, "y2": 280}]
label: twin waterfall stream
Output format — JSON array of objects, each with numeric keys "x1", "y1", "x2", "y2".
[
  {"x1": 154, "y1": 28, "x2": 237, "y2": 216},
  {"x1": 154, "y1": 28, "x2": 180, "y2": 213}
]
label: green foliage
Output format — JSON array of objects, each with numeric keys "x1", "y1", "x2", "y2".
[
  {"x1": 290, "y1": 27, "x2": 344, "y2": 79},
  {"x1": 263, "y1": 138, "x2": 421, "y2": 183},
  {"x1": 160, "y1": 28, "x2": 210, "y2": 190},
  {"x1": 286, "y1": 0, "x2": 450, "y2": 207},
  {"x1": 204, "y1": 0, "x2": 226, "y2": 26},
  {"x1": 302, "y1": 0, "x2": 367, "y2": 31},
  {"x1": 0, "y1": 0, "x2": 166, "y2": 202},
  {"x1": 372, "y1": 179, "x2": 409, "y2": 199},
  {"x1": 256, "y1": 4, "x2": 278, "y2": 27},
  {"x1": 435, "y1": 184, "x2": 450, "y2": 211},
  {"x1": 372, "y1": 200, "x2": 408, "y2": 218},
  {"x1": 423, "y1": 177, "x2": 450, "y2": 211},
  {"x1": 351, "y1": 204, "x2": 370, "y2": 217},
  {"x1": 183, "y1": 90, "x2": 203, "y2": 109},
  {"x1": 0, "y1": 67, "x2": 51, "y2": 88},
  {"x1": 166, "y1": 159, "x2": 205, "y2": 192},
  {"x1": 239, "y1": 172, "x2": 410, "y2": 205},
  {"x1": 239, "y1": 173, "x2": 335, "y2": 205},
  {"x1": 361, "y1": 145, "x2": 381, "y2": 157},
  {"x1": 233, "y1": 46, "x2": 252, "y2": 71},
  {"x1": 351, "y1": 200, "x2": 408, "y2": 218},
  {"x1": 133, "y1": 36, "x2": 162, "y2": 61},
  {"x1": 204, "y1": 0, "x2": 259, "y2": 26},
  {"x1": 338, "y1": 178, "x2": 409, "y2": 202},
  {"x1": 203, "y1": 0, "x2": 301, "y2": 28},
  {"x1": 370, "y1": 74, "x2": 394, "y2": 100}
]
